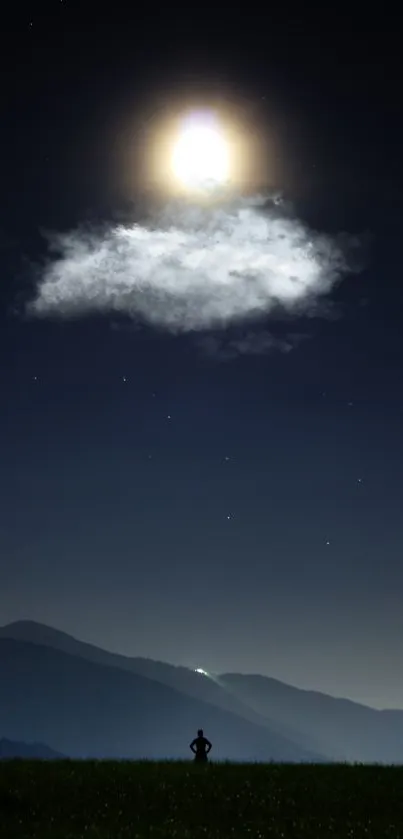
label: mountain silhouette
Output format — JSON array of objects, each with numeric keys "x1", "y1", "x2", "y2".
[
  {"x1": 218, "y1": 673, "x2": 403, "y2": 762},
  {"x1": 0, "y1": 620, "x2": 311, "y2": 749},
  {"x1": 0, "y1": 634, "x2": 320, "y2": 761},
  {"x1": 2, "y1": 620, "x2": 403, "y2": 762},
  {"x1": 0, "y1": 738, "x2": 64, "y2": 759}
]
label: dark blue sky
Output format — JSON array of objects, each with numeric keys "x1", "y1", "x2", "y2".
[{"x1": 1, "y1": 4, "x2": 403, "y2": 709}]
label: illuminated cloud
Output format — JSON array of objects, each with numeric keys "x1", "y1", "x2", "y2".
[{"x1": 31, "y1": 195, "x2": 353, "y2": 333}]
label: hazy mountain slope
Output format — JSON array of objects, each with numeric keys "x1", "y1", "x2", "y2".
[
  {"x1": 219, "y1": 673, "x2": 403, "y2": 763},
  {"x1": 0, "y1": 639, "x2": 320, "y2": 761},
  {"x1": 0, "y1": 621, "x2": 305, "y2": 747},
  {"x1": 5, "y1": 620, "x2": 403, "y2": 762},
  {"x1": 0, "y1": 738, "x2": 64, "y2": 759}
]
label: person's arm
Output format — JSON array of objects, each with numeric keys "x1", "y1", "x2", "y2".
[
  {"x1": 206, "y1": 739, "x2": 212, "y2": 753},
  {"x1": 190, "y1": 739, "x2": 196, "y2": 753}
]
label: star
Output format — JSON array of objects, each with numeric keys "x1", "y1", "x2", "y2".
[
  {"x1": 325, "y1": 540, "x2": 330, "y2": 546},
  {"x1": 224, "y1": 456, "x2": 230, "y2": 462},
  {"x1": 167, "y1": 415, "x2": 171, "y2": 420},
  {"x1": 122, "y1": 376, "x2": 127, "y2": 382}
]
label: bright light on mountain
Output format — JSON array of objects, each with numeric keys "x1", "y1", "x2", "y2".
[{"x1": 194, "y1": 668, "x2": 208, "y2": 676}]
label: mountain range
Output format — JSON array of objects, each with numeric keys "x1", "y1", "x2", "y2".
[{"x1": 0, "y1": 620, "x2": 402, "y2": 762}]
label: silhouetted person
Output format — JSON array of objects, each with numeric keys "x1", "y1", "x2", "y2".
[{"x1": 190, "y1": 728, "x2": 212, "y2": 763}]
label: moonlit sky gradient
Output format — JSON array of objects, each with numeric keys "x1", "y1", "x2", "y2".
[{"x1": 1, "y1": 5, "x2": 403, "y2": 710}]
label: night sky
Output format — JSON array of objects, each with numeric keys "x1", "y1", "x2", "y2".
[{"x1": 1, "y1": 4, "x2": 403, "y2": 710}]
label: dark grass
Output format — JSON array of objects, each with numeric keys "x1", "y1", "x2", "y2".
[{"x1": 1, "y1": 759, "x2": 403, "y2": 838}]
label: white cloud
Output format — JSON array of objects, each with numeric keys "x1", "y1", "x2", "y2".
[{"x1": 31, "y1": 195, "x2": 353, "y2": 332}]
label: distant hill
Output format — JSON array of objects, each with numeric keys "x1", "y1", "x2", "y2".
[
  {"x1": 0, "y1": 636, "x2": 320, "y2": 761},
  {"x1": 2, "y1": 620, "x2": 403, "y2": 762},
  {"x1": 0, "y1": 738, "x2": 64, "y2": 759},
  {"x1": 0, "y1": 620, "x2": 311, "y2": 752},
  {"x1": 217, "y1": 674, "x2": 403, "y2": 763}
]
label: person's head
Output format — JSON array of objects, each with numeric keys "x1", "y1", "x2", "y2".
[{"x1": 197, "y1": 729, "x2": 203, "y2": 737}]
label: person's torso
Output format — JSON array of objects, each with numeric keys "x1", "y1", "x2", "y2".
[{"x1": 195, "y1": 737, "x2": 208, "y2": 754}]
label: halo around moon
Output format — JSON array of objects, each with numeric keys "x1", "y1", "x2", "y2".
[{"x1": 121, "y1": 93, "x2": 278, "y2": 200}]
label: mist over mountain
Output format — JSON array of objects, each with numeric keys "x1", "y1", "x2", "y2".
[
  {"x1": 218, "y1": 673, "x2": 403, "y2": 763},
  {"x1": 1, "y1": 621, "x2": 403, "y2": 763},
  {"x1": 0, "y1": 632, "x2": 319, "y2": 762},
  {"x1": 0, "y1": 620, "x2": 302, "y2": 740}
]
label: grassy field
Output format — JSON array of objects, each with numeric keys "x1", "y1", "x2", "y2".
[{"x1": 1, "y1": 759, "x2": 403, "y2": 838}]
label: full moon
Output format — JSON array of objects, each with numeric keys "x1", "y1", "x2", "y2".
[{"x1": 171, "y1": 113, "x2": 230, "y2": 192}]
